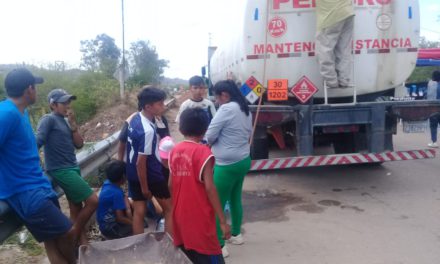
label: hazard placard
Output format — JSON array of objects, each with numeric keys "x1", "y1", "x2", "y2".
[
  {"x1": 268, "y1": 79, "x2": 288, "y2": 101},
  {"x1": 290, "y1": 76, "x2": 318, "y2": 104},
  {"x1": 241, "y1": 76, "x2": 264, "y2": 104},
  {"x1": 245, "y1": 76, "x2": 259, "y2": 89},
  {"x1": 253, "y1": 84, "x2": 265, "y2": 97},
  {"x1": 246, "y1": 91, "x2": 260, "y2": 104},
  {"x1": 268, "y1": 79, "x2": 287, "y2": 91}
]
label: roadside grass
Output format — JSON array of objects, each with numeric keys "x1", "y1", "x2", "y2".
[
  {"x1": 85, "y1": 172, "x2": 105, "y2": 189},
  {"x1": 3, "y1": 228, "x2": 44, "y2": 256}
]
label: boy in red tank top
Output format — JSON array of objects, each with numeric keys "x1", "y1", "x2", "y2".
[{"x1": 169, "y1": 108, "x2": 231, "y2": 264}]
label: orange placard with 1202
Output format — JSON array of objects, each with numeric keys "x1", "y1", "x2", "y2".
[{"x1": 268, "y1": 79, "x2": 288, "y2": 101}]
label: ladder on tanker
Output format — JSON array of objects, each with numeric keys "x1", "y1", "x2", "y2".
[{"x1": 323, "y1": 82, "x2": 357, "y2": 105}]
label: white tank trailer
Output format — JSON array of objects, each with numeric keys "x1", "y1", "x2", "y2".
[
  {"x1": 207, "y1": 0, "x2": 440, "y2": 167},
  {"x1": 209, "y1": 0, "x2": 419, "y2": 100}
]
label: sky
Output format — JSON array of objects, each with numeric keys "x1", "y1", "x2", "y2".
[{"x1": 0, "y1": 0, "x2": 439, "y2": 80}]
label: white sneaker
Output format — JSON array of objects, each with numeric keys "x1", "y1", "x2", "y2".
[
  {"x1": 428, "y1": 142, "x2": 439, "y2": 148},
  {"x1": 227, "y1": 234, "x2": 244, "y2": 245},
  {"x1": 222, "y1": 245, "x2": 229, "y2": 258},
  {"x1": 325, "y1": 82, "x2": 339, "y2": 89}
]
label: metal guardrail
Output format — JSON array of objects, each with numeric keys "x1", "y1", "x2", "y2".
[{"x1": 0, "y1": 97, "x2": 176, "y2": 243}]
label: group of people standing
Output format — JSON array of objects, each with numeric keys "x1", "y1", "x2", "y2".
[
  {"x1": 0, "y1": 69, "x2": 253, "y2": 264},
  {"x1": 106, "y1": 75, "x2": 253, "y2": 263}
]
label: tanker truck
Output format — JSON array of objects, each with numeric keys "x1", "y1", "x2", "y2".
[{"x1": 207, "y1": 0, "x2": 440, "y2": 171}]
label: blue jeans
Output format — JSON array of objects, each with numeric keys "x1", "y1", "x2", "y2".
[
  {"x1": 6, "y1": 188, "x2": 72, "y2": 242},
  {"x1": 430, "y1": 114, "x2": 440, "y2": 142}
]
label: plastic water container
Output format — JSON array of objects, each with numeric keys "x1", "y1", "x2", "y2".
[
  {"x1": 224, "y1": 201, "x2": 230, "y2": 212},
  {"x1": 156, "y1": 218, "x2": 165, "y2": 232}
]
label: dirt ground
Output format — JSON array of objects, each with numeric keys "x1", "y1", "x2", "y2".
[
  {"x1": 0, "y1": 90, "x2": 189, "y2": 264},
  {"x1": 80, "y1": 90, "x2": 189, "y2": 142}
]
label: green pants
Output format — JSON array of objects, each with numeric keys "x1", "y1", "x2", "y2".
[{"x1": 214, "y1": 156, "x2": 251, "y2": 247}]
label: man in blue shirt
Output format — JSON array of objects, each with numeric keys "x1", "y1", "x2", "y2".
[{"x1": 0, "y1": 68, "x2": 75, "y2": 263}]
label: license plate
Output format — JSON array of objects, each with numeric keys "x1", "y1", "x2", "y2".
[{"x1": 402, "y1": 120, "x2": 428, "y2": 133}]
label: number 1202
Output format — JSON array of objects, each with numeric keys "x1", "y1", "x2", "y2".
[{"x1": 268, "y1": 91, "x2": 287, "y2": 101}]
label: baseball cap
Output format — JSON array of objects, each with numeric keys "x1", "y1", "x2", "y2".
[
  {"x1": 4, "y1": 68, "x2": 44, "y2": 97},
  {"x1": 159, "y1": 136, "x2": 175, "y2": 160},
  {"x1": 47, "y1": 88, "x2": 77, "y2": 104}
]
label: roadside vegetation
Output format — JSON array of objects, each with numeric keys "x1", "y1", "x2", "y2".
[
  {"x1": 407, "y1": 37, "x2": 440, "y2": 83},
  {"x1": 3, "y1": 229, "x2": 44, "y2": 257},
  {"x1": 0, "y1": 33, "x2": 174, "y2": 128}
]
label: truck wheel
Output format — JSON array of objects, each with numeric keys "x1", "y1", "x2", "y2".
[{"x1": 251, "y1": 137, "x2": 269, "y2": 160}]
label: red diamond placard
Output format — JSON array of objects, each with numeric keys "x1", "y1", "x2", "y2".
[
  {"x1": 245, "y1": 76, "x2": 259, "y2": 89},
  {"x1": 290, "y1": 76, "x2": 318, "y2": 104}
]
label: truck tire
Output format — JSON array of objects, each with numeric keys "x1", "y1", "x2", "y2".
[{"x1": 251, "y1": 137, "x2": 269, "y2": 160}]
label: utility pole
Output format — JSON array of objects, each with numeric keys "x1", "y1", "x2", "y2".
[{"x1": 119, "y1": 0, "x2": 126, "y2": 99}]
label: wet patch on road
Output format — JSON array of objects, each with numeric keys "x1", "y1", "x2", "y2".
[
  {"x1": 291, "y1": 204, "x2": 325, "y2": 214},
  {"x1": 340, "y1": 205, "x2": 365, "y2": 213},
  {"x1": 332, "y1": 187, "x2": 358, "y2": 192},
  {"x1": 318, "y1": 200, "x2": 342, "y2": 206},
  {"x1": 318, "y1": 200, "x2": 365, "y2": 213},
  {"x1": 242, "y1": 190, "x2": 303, "y2": 223}
]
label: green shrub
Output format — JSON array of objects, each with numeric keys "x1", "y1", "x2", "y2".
[
  {"x1": 407, "y1": 66, "x2": 440, "y2": 83},
  {"x1": 2, "y1": 67, "x2": 122, "y2": 128}
]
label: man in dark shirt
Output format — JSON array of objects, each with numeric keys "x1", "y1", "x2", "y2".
[{"x1": 37, "y1": 88, "x2": 98, "y2": 245}]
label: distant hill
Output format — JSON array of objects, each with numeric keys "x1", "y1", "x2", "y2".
[
  {"x1": 162, "y1": 77, "x2": 187, "y2": 88},
  {"x1": 0, "y1": 64, "x2": 85, "y2": 78}
]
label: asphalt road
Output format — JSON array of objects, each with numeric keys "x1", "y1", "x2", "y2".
[{"x1": 227, "y1": 126, "x2": 440, "y2": 264}]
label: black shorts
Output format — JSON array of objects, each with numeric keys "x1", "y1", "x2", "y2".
[
  {"x1": 179, "y1": 246, "x2": 225, "y2": 264},
  {"x1": 128, "y1": 180, "x2": 170, "y2": 201},
  {"x1": 100, "y1": 223, "x2": 132, "y2": 239}
]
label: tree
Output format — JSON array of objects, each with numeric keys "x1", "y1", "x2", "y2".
[
  {"x1": 419, "y1": 37, "x2": 440, "y2": 48},
  {"x1": 128, "y1": 40, "x2": 168, "y2": 86},
  {"x1": 406, "y1": 37, "x2": 440, "y2": 82},
  {"x1": 80, "y1": 34, "x2": 121, "y2": 77}
]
